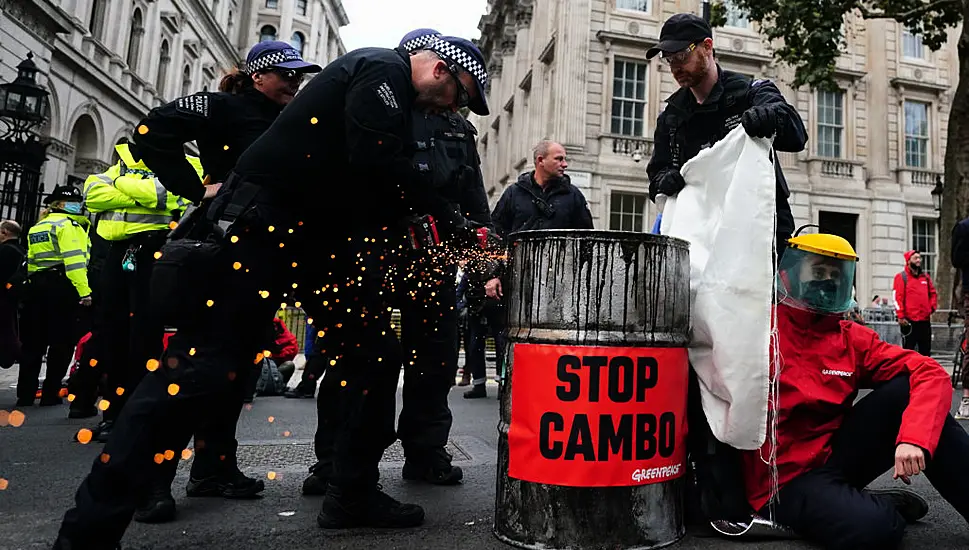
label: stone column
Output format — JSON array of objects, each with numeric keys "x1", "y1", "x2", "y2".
[
  {"x1": 279, "y1": 0, "x2": 294, "y2": 46},
  {"x1": 867, "y1": 19, "x2": 893, "y2": 189},
  {"x1": 552, "y1": 0, "x2": 590, "y2": 149},
  {"x1": 514, "y1": 1, "x2": 533, "y2": 166}
]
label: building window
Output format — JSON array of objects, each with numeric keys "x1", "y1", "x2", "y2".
[
  {"x1": 724, "y1": 0, "x2": 749, "y2": 28},
  {"x1": 611, "y1": 59, "x2": 648, "y2": 136},
  {"x1": 88, "y1": 0, "x2": 106, "y2": 40},
  {"x1": 265, "y1": 0, "x2": 278, "y2": 8},
  {"x1": 904, "y1": 100, "x2": 930, "y2": 168},
  {"x1": 227, "y1": 11, "x2": 234, "y2": 40},
  {"x1": 616, "y1": 0, "x2": 650, "y2": 12},
  {"x1": 912, "y1": 218, "x2": 937, "y2": 277},
  {"x1": 902, "y1": 29, "x2": 925, "y2": 59},
  {"x1": 180, "y1": 65, "x2": 192, "y2": 97},
  {"x1": 156, "y1": 40, "x2": 171, "y2": 96},
  {"x1": 126, "y1": 8, "x2": 145, "y2": 71},
  {"x1": 212, "y1": 0, "x2": 219, "y2": 17},
  {"x1": 816, "y1": 89, "x2": 844, "y2": 158},
  {"x1": 297, "y1": 0, "x2": 308, "y2": 15},
  {"x1": 291, "y1": 32, "x2": 305, "y2": 55},
  {"x1": 260, "y1": 25, "x2": 277, "y2": 42},
  {"x1": 609, "y1": 192, "x2": 647, "y2": 232}
]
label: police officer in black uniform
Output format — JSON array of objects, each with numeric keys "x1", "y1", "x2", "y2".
[
  {"x1": 53, "y1": 35, "x2": 489, "y2": 548},
  {"x1": 301, "y1": 29, "x2": 493, "y2": 495},
  {"x1": 644, "y1": 13, "x2": 806, "y2": 255},
  {"x1": 643, "y1": 13, "x2": 807, "y2": 524}
]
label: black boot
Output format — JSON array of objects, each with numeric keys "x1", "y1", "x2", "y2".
[
  {"x1": 302, "y1": 463, "x2": 330, "y2": 495},
  {"x1": 90, "y1": 420, "x2": 113, "y2": 443},
  {"x1": 317, "y1": 484, "x2": 424, "y2": 529},
  {"x1": 68, "y1": 405, "x2": 98, "y2": 419},
  {"x1": 133, "y1": 481, "x2": 177, "y2": 524},
  {"x1": 463, "y1": 384, "x2": 486, "y2": 399},
  {"x1": 39, "y1": 395, "x2": 63, "y2": 406},
  {"x1": 402, "y1": 448, "x2": 463, "y2": 485},
  {"x1": 868, "y1": 488, "x2": 929, "y2": 523},
  {"x1": 15, "y1": 397, "x2": 33, "y2": 407},
  {"x1": 284, "y1": 382, "x2": 315, "y2": 399},
  {"x1": 52, "y1": 535, "x2": 121, "y2": 549},
  {"x1": 186, "y1": 468, "x2": 265, "y2": 499}
]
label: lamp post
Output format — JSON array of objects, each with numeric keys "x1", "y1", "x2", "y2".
[
  {"x1": 931, "y1": 175, "x2": 944, "y2": 225},
  {"x1": 702, "y1": 0, "x2": 711, "y2": 22},
  {"x1": 0, "y1": 52, "x2": 52, "y2": 232}
]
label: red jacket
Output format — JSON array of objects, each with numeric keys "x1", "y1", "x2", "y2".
[
  {"x1": 271, "y1": 318, "x2": 299, "y2": 363},
  {"x1": 741, "y1": 304, "x2": 952, "y2": 512},
  {"x1": 893, "y1": 260, "x2": 937, "y2": 322}
]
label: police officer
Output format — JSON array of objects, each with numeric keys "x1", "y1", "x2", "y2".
[
  {"x1": 127, "y1": 41, "x2": 322, "y2": 521},
  {"x1": 643, "y1": 13, "x2": 808, "y2": 525},
  {"x1": 644, "y1": 13, "x2": 807, "y2": 255},
  {"x1": 300, "y1": 29, "x2": 494, "y2": 495},
  {"x1": 53, "y1": 35, "x2": 489, "y2": 548},
  {"x1": 16, "y1": 185, "x2": 91, "y2": 407}
]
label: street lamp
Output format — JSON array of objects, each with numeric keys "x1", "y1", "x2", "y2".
[
  {"x1": 931, "y1": 175, "x2": 944, "y2": 213},
  {"x1": 0, "y1": 52, "x2": 52, "y2": 232}
]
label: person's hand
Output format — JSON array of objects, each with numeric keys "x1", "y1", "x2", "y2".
[
  {"x1": 650, "y1": 170, "x2": 686, "y2": 202},
  {"x1": 485, "y1": 277, "x2": 502, "y2": 299},
  {"x1": 899, "y1": 318, "x2": 910, "y2": 328},
  {"x1": 79, "y1": 296, "x2": 92, "y2": 307},
  {"x1": 741, "y1": 106, "x2": 777, "y2": 138},
  {"x1": 202, "y1": 182, "x2": 223, "y2": 200},
  {"x1": 893, "y1": 443, "x2": 927, "y2": 484}
]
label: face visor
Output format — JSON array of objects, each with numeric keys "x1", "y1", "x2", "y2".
[{"x1": 777, "y1": 247, "x2": 856, "y2": 315}]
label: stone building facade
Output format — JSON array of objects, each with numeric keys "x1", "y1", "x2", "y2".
[
  {"x1": 1, "y1": 0, "x2": 347, "y2": 198},
  {"x1": 470, "y1": 0, "x2": 961, "y2": 306}
]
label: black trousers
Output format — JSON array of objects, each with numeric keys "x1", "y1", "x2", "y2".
[
  {"x1": 902, "y1": 320, "x2": 932, "y2": 357},
  {"x1": 58, "y1": 216, "x2": 399, "y2": 546},
  {"x1": 17, "y1": 270, "x2": 82, "y2": 402},
  {"x1": 396, "y1": 261, "x2": 458, "y2": 461},
  {"x1": 68, "y1": 233, "x2": 111, "y2": 410},
  {"x1": 762, "y1": 376, "x2": 969, "y2": 550},
  {"x1": 465, "y1": 302, "x2": 506, "y2": 386}
]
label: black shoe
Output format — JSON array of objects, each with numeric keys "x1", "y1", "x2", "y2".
[
  {"x1": 52, "y1": 535, "x2": 122, "y2": 549},
  {"x1": 186, "y1": 470, "x2": 265, "y2": 499},
  {"x1": 317, "y1": 484, "x2": 424, "y2": 529},
  {"x1": 134, "y1": 483, "x2": 176, "y2": 524},
  {"x1": 68, "y1": 406, "x2": 98, "y2": 419},
  {"x1": 15, "y1": 397, "x2": 33, "y2": 407},
  {"x1": 868, "y1": 488, "x2": 929, "y2": 523},
  {"x1": 39, "y1": 395, "x2": 63, "y2": 406},
  {"x1": 302, "y1": 471, "x2": 330, "y2": 496},
  {"x1": 284, "y1": 387, "x2": 315, "y2": 399},
  {"x1": 402, "y1": 448, "x2": 463, "y2": 485},
  {"x1": 463, "y1": 385, "x2": 486, "y2": 399},
  {"x1": 91, "y1": 420, "x2": 113, "y2": 443}
]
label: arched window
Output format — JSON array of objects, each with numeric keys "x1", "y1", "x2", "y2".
[
  {"x1": 291, "y1": 32, "x2": 305, "y2": 55},
  {"x1": 180, "y1": 65, "x2": 192, "y2": 97},
  {"x1": 127, "y1": 8, "x2": 144, "y2": 71},
  {"x1": 156, "y1": 40, "x2": 171, "y2": 96},
  {"x1": 259, "y1": 25, "x2": 277, "y2": 42}
]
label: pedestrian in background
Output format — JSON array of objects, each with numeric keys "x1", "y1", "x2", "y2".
[
  {"x1": 0, "y1": 220, "x2": 24, "y2": 370},
  {"x1": 893, "y1": 250, "x2": 937, "y2": 356}
]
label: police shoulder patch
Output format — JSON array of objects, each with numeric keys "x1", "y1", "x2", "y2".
[
  {"x1": 175, "y1": 93, "x2": 210, "y2": 118},
  {"x1": 751, "y1": 79, "x2": 769, "y2": 88},
  {"x1": 374, "y1": 81, "x2": 400, "y2": 112}
]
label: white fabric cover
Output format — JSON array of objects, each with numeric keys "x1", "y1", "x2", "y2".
[{"x1": 659, "y1": 126, "x2": 776, "y2": 450}]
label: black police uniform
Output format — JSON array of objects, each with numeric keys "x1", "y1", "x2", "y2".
[
  {"x1": 55, "y1": 47, "x2": 448, "y2": 548},
  {"x1": 66, "y1": 223, "x2": 110, "y2": 419},
  {"x1": 646, "y1": 66, "x2": 807, "y2": 250}
]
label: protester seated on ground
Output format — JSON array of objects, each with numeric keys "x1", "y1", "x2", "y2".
[
  {"x1": 739, "y1": 231, "x2": 969, "y2": 550},
  {"x1": 245, "y1": 317, "x2": 300, "y2": 400}
]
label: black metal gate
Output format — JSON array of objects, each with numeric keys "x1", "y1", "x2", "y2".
[{"x1": 0, "y1": 134, "x2": 47, "y2": 231}]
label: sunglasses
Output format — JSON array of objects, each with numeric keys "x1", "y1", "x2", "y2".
[
  {"x1": 262, "y1": 68, "x2": 304, "y2": 83},
  {"x1": 437, "y1": 55, "x2": 470, "y2": 108},
  {"x1": 661, "y1": 43, "x2": 697, "y2": 65}
]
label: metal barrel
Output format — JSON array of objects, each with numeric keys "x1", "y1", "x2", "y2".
[{"x1": 495, "y1": 229, "x2": 691, "y2": 550}]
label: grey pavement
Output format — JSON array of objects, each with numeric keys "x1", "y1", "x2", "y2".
[{"x1": 1, "y1": 361, "x2": 968, "y2": 550}]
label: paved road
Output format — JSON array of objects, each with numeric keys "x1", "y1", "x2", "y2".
[{"x1": 1, "y1": 363, "x2": 967, "y2": 550}]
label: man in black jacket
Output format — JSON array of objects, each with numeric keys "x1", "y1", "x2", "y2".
[
  {"x1": 0, "y1": 220, "x2": 24, "y2": 369},
  {"x1": 645, "y1": 13, "x2": 807, "y2": 257},
  {"x1": 465, "y1": 140, "x2": 593, "y2": 398}
]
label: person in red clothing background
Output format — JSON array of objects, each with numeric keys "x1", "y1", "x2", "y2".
[
  {"x1": 741, "y1": 232, "x2": 969, "y2": 550},
  {"x1": 893, "y1": 249, "x2": 938, "y2": 355}
]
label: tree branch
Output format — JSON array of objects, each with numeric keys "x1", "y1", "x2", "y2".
[{"x1": 857, "y1": 0, "x2": 960, "y2": 21}]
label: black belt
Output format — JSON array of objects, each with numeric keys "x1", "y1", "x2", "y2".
[{"x1": 207, "y1": 172, "x2": 284, "y2": 223}]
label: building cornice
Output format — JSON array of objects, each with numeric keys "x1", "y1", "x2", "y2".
[
  {"x1": 596, "y1": 30, "x2": 657, "y2": 50},
  {"x1": 0, "y1": 0, "x2": 72, "y2": 48},
  {"x1": 52, "y1": 34, "x2": 152, "y2": 117}
]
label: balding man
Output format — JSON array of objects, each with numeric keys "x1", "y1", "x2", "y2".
[
  {"x1": 463, "y1": 140, "x2": 593, "y2": 398},
  {"x1": 0, "y1": 220, "x2": 24, "y2": 369}
]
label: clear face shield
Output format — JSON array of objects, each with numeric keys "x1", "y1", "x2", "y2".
[{"x1": 777, "y1": 248, "x2": 856, "y2": 315}]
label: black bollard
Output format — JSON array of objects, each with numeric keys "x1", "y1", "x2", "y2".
[{"x1": 496, "y1": 230, "x2": 690, "y2": 550}]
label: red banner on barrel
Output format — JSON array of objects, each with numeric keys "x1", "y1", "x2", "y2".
[{"x1": 508, "y1": 343, "x2": 689, "y2": 487}]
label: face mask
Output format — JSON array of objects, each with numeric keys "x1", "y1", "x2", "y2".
[
  {"x1": 63, "y1": 202, "x2": 83, "y2": 215},
  {"x1": 801, "y1": 279, "x2": 840, "y2": 312}
]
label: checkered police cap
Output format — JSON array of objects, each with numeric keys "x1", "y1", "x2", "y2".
[
  {"x1": 425, "y1": 36, "x2": 490, "y2": 115},
  {"x1": 245, "y1": 40, "x2": 322, "y2": 75},
  {"x1": 400, "y1": 28, "x2": 442, "y2": 52}
]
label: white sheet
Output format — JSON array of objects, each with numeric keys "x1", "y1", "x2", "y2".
[{"x1": 659, "y1": 126, "x2": 776, "y2": 450}]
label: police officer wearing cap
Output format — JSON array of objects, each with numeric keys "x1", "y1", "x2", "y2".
[
  {"x1": 17, "y1": 185, "x2": 92, "y2": 407},
  {"x1": 300, "y1": 29, "x2": 494, "y2": 496},
  {"x1": 53, "y1": 35, "x2": 489, "y2": 547},
  {"x1": 645, "y1": 13, "x2": 806, "y2": 255},
  {"x1": 644, "y1": 13, "x2": 807, "y2": 524}
]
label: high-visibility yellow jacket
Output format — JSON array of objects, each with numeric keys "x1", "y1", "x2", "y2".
[
  {"x1": 83, "y1": 144, "x2": 200, "y2": 241},
  {"x1": 26, "y1": 211, "x2": 92, "y2": 298}
]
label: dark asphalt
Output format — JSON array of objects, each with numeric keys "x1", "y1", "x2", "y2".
[{"x1": 1, "y1": 369, "x2": 968, "y2": 550}]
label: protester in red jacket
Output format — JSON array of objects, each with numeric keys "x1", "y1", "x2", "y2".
[
  {"x1": 892, "y1": 249, "x2": 937, "y2": 355},
  {"x1": 271, "y1": 317, "x2": 299, "y2": 363},
  {"x1": 740, "y1": 233, "x2": 969, "y2": 550}
]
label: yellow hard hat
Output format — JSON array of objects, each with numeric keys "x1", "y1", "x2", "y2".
[{"x1": 787, "y1": 233, "x2": 858, "y2": 261}]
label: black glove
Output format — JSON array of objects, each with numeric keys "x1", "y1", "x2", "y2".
[
  {"x1": 649, "y1": 169, "x2": 686, "y2": 202},
  {"x1": 741, "y1": 106, "x2": 777, "y2": 138}
]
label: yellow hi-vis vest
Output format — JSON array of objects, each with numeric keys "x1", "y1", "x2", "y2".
[
  {"x1": 26, "y1": 211, "x2": 92, "y2": 298},
  {"x1": 83, "y1": 144, "x2": 200, "y2": 241}
]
